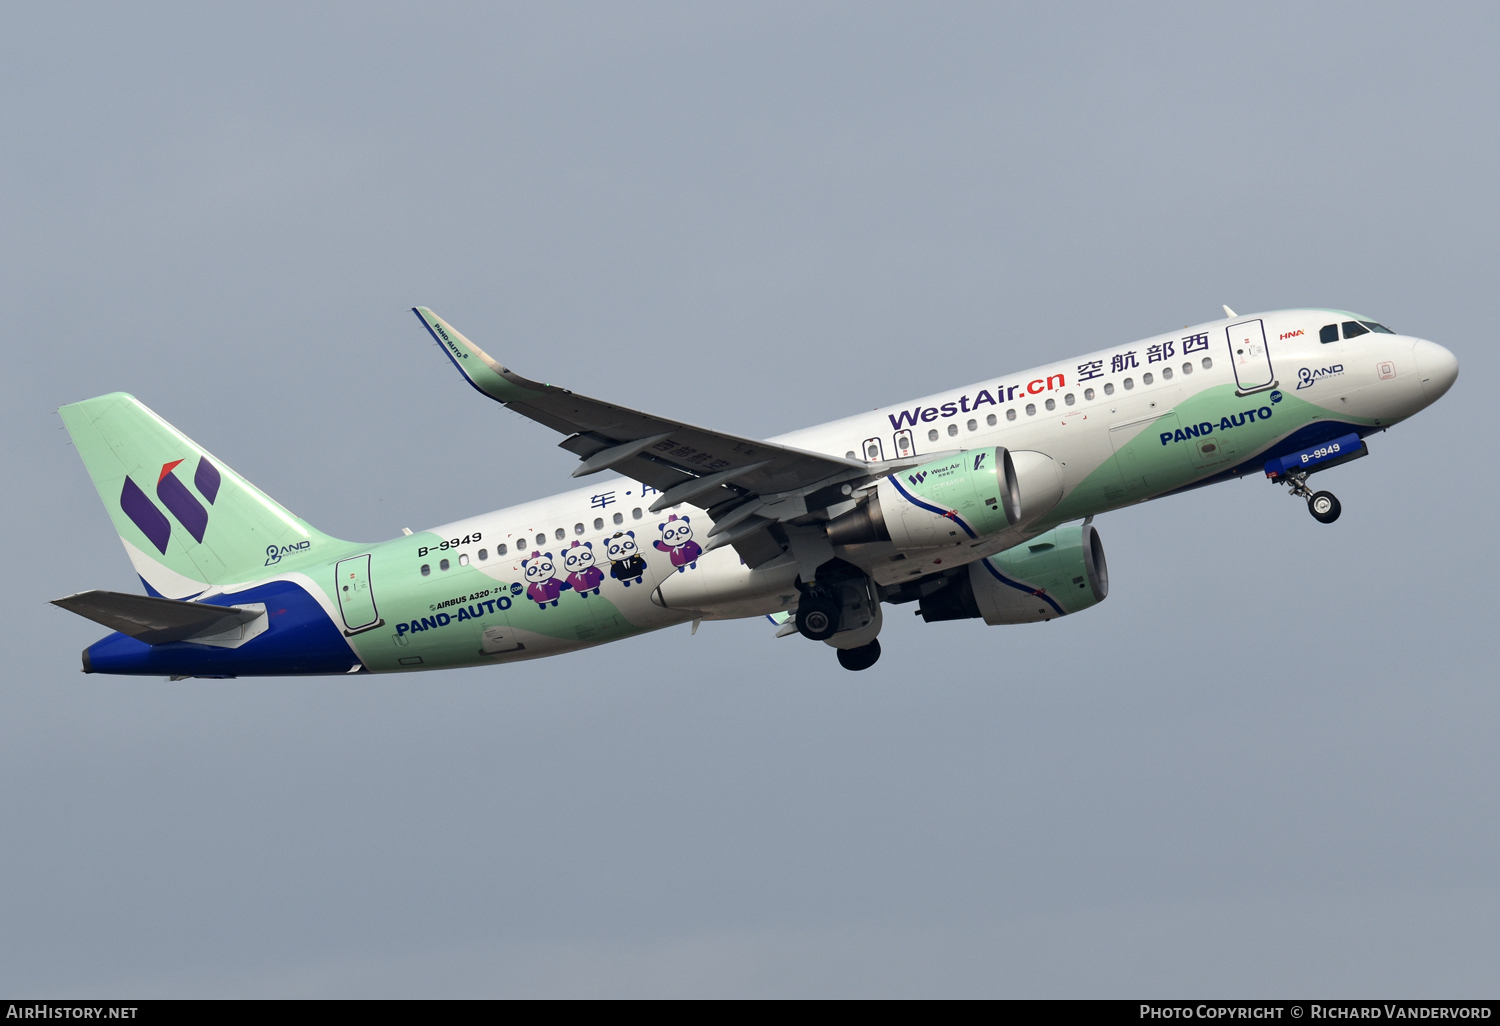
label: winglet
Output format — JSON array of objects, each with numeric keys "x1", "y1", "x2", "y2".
[{"x1": 411, "y1": 307, "x2": 547, "y2": 404}]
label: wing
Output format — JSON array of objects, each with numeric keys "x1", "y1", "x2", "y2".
[{"x1": 413, "y1": 308, "x2": 929, "y2": 561}]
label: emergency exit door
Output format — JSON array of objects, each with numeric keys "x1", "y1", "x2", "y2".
[
  {"x1": 334, "y1": 554, "x2": 382, "y2": 634},
  {"x1": 1226, "y1": 319, "x2": 1275, "y2": 393}
]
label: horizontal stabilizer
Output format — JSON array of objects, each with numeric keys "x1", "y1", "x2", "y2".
[{"x1": 52, "y1": 590, "x2": 264, "y2": 645}]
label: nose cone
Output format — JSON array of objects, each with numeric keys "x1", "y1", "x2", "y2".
[{"x1": 1413, "y1": 339, "x2": 1459, "y2": 402}]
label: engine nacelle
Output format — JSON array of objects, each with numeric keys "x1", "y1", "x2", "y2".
[
  {"x1": 916, "y1": 521, "x2": 1109, "y2": 624},
  {"x1": 827, "y1": 448, "x2": 1065, "y2": 549}
]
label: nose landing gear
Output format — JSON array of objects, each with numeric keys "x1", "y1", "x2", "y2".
[
  {"x1": 1308, "y1": 490, "x2": 1341, "y2": 524},
  {"x1": 1280, "y1": 469, "x2": 1342, "y2": 524}
]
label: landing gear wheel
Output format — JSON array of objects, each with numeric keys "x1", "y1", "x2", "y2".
[
  {"x1": 796, "y1": 596, "x2": 842, "y2": 640},
  {"x1": 837, "y1": 639, "x2": 881, "y2": 671},
  {"x1": 1308, "y1": 490, "x2": 1341, "y2": 524}
]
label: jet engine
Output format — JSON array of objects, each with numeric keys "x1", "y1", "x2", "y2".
[
  {"x1": 908, "y1": 521, "x2": 1109, "y2": 624},
  {"x1": 826, "y1": 447, "x2": 1065, "y2": 548}
]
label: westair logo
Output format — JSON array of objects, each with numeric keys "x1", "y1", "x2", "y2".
[
  {"x1": 908, "y1": 471, "x2": 928, "y2": 486},
  {"x1": 118, "y1": 456, "x2": 220, "y2": 554}
]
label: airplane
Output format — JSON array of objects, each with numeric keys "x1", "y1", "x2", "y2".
[{"x1": 53, "y1": 305, "x2": 1458, "y2": 674}]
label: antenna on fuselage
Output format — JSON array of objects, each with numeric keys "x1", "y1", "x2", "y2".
[{"x1": 1223, "y1": 305, "x2": 1237, "y2": 318}]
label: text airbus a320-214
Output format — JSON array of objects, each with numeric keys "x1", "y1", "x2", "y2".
[{"x1": 53, "y1": 306, "x2": 1458, "y2": 674}]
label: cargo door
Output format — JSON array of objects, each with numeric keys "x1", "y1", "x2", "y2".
[
  {"x1": 1226, "y1": 319, "x2": 1275, "y2": 393},
  {"x1": 334, "y1": 554, "x2": 382, "y2": 634}
]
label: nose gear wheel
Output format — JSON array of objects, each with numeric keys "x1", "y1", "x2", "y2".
[{"x1": 1279, "y1": 469, "x2": 1342, "y2": 524}]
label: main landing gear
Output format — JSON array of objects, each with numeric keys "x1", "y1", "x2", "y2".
[
  {"x1": 793, "y1": 562, "x2": 884, "y2": 671},
  {"x1": 836, "y1": 639, "x2": 881, "y2": 671},
  {"x1": 795, "y1": 593, "x2": 841, "y2": 641},
  {"x1": 1280, "y1": 469, "x2": 1342, "y2": 524}
]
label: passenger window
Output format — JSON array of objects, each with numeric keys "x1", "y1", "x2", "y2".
[
  {"x1": 594, "y1": 518, "x2": 604, "y2": 530},
  {"x1": 1103, "y1": 382, "x2": 1115, "y2": 395},
  {"x1": 1025, "y1": 403, "x2": 1036, "y2": 416},
  {"x1": 1142, "y1": 372, "x2": 1154, "y2": 385},
  {"x1": 1320, "y1": 324, "x2": 1339, "y2": 344},
  {"x1": 1123, "y1": 378, "x2": 1134, "y2": 390},
  {"x1": 632, "y1": 508, "x2": 642, "y2": 519},
  {"x1": 1161, "y1": 366, "x2": 1172, "y2": 380},
  {"x1": 947, "y1": 423, "x2": 958, "y2": 437},
  {"x1": 1201, "y1": 357, "x2": 1212, "y2": 370},
  {"x1": 928, "y1": 428, "x2": 940, "y2": 440},
  {"x1": 1005, "y1": 409, "x2": 1016, "y2": 422},
  {"x1": 1084, "y1": 388, "x2": 1095, "y2": 400},
  {"x1": 1181, "y1": 362, "x2": 1192, "y2": 375},
  {"x1": 1065, "y1": 393, "x2": 1075, "y2": 406},
  {"x1": 1360, "y1": 320, "x2": 1396, "y2": 334},
  {"x1": 986, "y1": 413, "x2": 997, "y2": 425},
  {"x1": 613, "y1": 512, "x2": 623, "y2": 525},
  {"x1": 865, "y1": 441, "x2": 880, "y2": 459},
  {"x1": 497, "y1": 543, "x2": 508, "y2": 555},
  {"x1": 554, "y1": 528, "x2": 565, "y2": 540},
  {"x1": 1044, "y1": 398, "x2": 1055, "y2": 411},
  {"x1": 478, "y1": 549, "x2": 488, "y2": 561},
  {"x1": 845, "y1": 451, "x2": 856, "y2": 459},
  {"x1": 966, "y1": 418, "x2": 977, "y2": 431},
  {"x1": 440, "y1": 558, "x2": 450, "y2": 571},
  {"x1": 574, "y1": 523, "x2": 584, "y2": 535},
  {"x1": 535, "y1": 533, "x2": 545, "y2": 546},
  {"x1": 420, "y1": 564, "x2": 430, "y2": 576},
  {"x1": 1342, "y1": 321, "x2": 1369, "y2": 339},
  {"x1": 458, "y1": 553, "x2": 469, "y2": 567}
]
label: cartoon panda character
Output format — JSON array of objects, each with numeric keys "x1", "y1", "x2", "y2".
[
  {"x1": 654, "y1": 514, "x2": 702, "y2": 572},
  {"x1": 521, "y1": 550, "x2": 568, "y2": 607},
  {"x1": 562, "y1": 540, "x2": 604, "y2": 596},
  {"x1": 605, "y1": 531, "x2": 647, "y2": 587}
]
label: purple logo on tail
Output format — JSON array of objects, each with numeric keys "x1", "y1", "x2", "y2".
[{"x1": 118, "y1": 456, "x2": 220, "y2": 554}]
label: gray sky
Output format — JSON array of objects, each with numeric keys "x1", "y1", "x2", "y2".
[{"x1": 2, "y1": 1, "x2": 1496, "y2": 997}]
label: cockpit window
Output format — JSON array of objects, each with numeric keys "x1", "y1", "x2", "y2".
[
  {"x1": 1342, "y1": 321, "x2": 1369, "y2": 339},
  {"x1": 1359, "y1": 320, "x2": 1395, "y2": 334},
  {"x1": 1320, "y1": 324, "x2": 1338, "y2": 344}
]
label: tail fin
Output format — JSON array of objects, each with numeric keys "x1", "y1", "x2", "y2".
[{"x1": 59, "y1": 393, "x2": 344, "y2": 598}]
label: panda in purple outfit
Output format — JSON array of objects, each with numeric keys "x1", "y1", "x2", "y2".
[
  {"x1": 654, "y1": 514, "x2": 702, "y2": 572},
  {"x1": 522, "y1": 551, "x2": 568, "y2": 607},
  {"x1": 562, "y1": 540, "x2": 604, "y2": 596}
]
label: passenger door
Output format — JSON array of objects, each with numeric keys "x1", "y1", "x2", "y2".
[
  {"x1": 1226, "y1": 319, "x2": 1275, "y2": 393},
  {"x1": 334, "y1": 554, "x2": 382, "y2": 634}
]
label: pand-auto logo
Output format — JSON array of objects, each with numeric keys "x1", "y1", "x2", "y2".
[
  {"x1": 118, "y1": 457, "x2": 220, "y2": 554},
  {"x1": 265, "y1": 541, "x2": 311, "y2": 566},
  {"x1": 1297, "y1": 364, "x2": 1345, "y2": 390}
]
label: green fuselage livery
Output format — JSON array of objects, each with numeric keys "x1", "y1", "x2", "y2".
[{"x1": 54, "y1": 307, "x2": 1458, "y2": 675}]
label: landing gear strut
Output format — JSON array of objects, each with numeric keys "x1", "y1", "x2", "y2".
[{"x1": 1280, "y1": 469, "x2": 1341, "y2": 524}]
